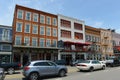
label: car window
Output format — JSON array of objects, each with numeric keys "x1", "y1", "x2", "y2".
[
  {"x1": 34, "y1": 62, "x2": 50, "y2": 66},
  {"x1": 92, "y1": 61, "x2": 100, "y2": 64},
  {"x1": 82, "y1": 60, "x2": 90, "y2": 63},
  {"x1": 48, "y1": 62, "x2": 57, "y2": 66}
]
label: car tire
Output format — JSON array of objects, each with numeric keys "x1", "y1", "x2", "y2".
[
  {"x1": 102, "y1": 66, "x2": 105, "y2": 70},
  {"x1": 59, "y1": 70, "x2": 66, "y2": 77},
  {"x1": 7, "y1": 67, "x2": 15, "y2": 74},
  {"x1": 89, "y1": 67, "x2": 94, "y2": 72},
  {"x1": 29, "y1": 72, "x2": 39, "y2": 80}
]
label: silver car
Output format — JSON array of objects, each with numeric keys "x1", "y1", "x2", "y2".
[{"x1": 23, "y1": 60, "x2": 67, "y2": 80}]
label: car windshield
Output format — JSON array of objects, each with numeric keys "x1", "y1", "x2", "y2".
[{"x1": 81, "y1": 60, "x2": 90, "y2": 63}]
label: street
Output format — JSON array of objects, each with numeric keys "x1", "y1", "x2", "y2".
[{"x1": 4, "y1": 67, "x2": 120, "y2": 80}]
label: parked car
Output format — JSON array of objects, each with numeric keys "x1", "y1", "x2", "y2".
[
  {"x1": 0, "y1": 62, "x2": 21, "y2": 74},
  {"x1": 55, "y1": 59, "x2": 66, "y2": 65},
  {"x1": 23, "y1": 60, "x2": 68, "y2": 80},
  {"x1": 0, "y1": 68, "x2": 5, "y2": 80},
  {"x1": 76, "y1": 60, "x2": 106, "y2": 72},
  {"x1": 70, "y1": 59, "x2": 84, "y2": 66},
  {"x1": 106, "y1": 58, "x2": 120, "y2": 67}
]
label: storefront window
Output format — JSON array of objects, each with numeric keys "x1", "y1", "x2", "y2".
[{"x1": 0, "y1": 55, "x2": 11, "y2": 63}]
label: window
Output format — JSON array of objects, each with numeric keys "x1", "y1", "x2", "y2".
[
  {"x1": 46, "y1": 27, "x2": 51, "y2": 36},
  {"x1": 53, "y1": 18, "x2": 57, "y2": 26},
  {"x1": 15, "y1": 36, "x2": 21, "y2": 45},
  {"x1": 2, "y1": 29, "x2": 9, "y2": 41},
  {"x1": 32, "y1": 37, "x2": 37, "y2": 46},
  {"x1": 32, "y1": 25, "x2": 38, "y2": 34},
  {"x1": 17, "y1": 10, "x2": 23, "y2": 19},
  {"x1": 25, "y1": 24, "x2": 30, "y2": 33},
  {"x1": 26, "y1": 12, "x2": 31, "y2": 21},
  {"x1": 53, "y1": 28, "x2": 57, "y2": 37},
  {"x1": 24, "y1": 37, "x2": 30, "y2": 46},
  {"x1": 46, "y1": 16, "x2": 51, "y2": 25},
  {"x1": 34, "y1": 62, "x2": 50, "y2": 66},
  {"x1": 46, "y1": 39, "x2": 51, "y2": 47},
  {"x1": 2, "y1": 44, "x2": 11, "y2": 51},
  {"x1": 16, "y1": 22, "x2": 22, "y2": 32},
  {"x1": 40, "y1": 15, "x2": 45, "y2": 23},
  {"x1": 40, "y1": 26, "x2": 45, "y2": 35},
  {"x1": 40, "y1": 38, "x2": 45, "y2": 47},
  {"x1": 52, "y1": 39, "x2": 57, "y2": 47},
  {"x1": 33, "y1": 13, "x2": 38, "y2": 22}
]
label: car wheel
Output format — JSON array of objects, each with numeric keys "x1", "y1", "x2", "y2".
[
  {"x1": 59, "y1": 70, "x2": 66, "y2": 77},
  {"x1": 102, "y1": 66, "x2": 105, "y2": 70},
  {"x1": 29, "y1": 72, "x2": 39, "y2": 80},
  {"x1": 7, "y1": 68, "x2": 15, "y2": 74},
  {"x1": 89, "y1": 67, "x2": 94, "y2": 72}
]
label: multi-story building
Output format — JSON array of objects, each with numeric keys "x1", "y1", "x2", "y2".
[
  {"x1": 100, "y1": 29, "x2": 113, "y2": 60},
  {"x1": 58, "y1": 14, "x2": 89, "y2": 65},
  {"x1": 112, "y1": 30, "x2": 120, "y2": 56},
  {"x1": 85, "y1": 25, "x2": 101, "y2": 60},
  {"x1": 0, "y1": 25, "x2": 12, "y2": 63},
  {"x1": 12, "y1": 5, "x2": 58, "y2": 65}
]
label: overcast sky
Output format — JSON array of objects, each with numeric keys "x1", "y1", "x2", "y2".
[{"x1": 0, "y1": 0, "x2": 120, "y2": 33}]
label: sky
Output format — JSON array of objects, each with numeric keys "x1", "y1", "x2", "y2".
[{"x1": 0, "y1": 0, "x2": 120, "y2": 33}]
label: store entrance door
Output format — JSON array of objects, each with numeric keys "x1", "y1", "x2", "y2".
[{"x1": 61, "y1": 54, "x2": 72, "y2": 65}]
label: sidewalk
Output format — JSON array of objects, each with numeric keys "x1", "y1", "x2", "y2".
[
  {"x1": 67, "y1": 66, "x2": 78, "y2": 73},
  {"x1": 5, "y1": 66, "x2": 78, "y2": 80}
]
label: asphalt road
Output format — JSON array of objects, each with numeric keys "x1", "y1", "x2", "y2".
[{"x1": 4, "y1": 67, "x2": 120, "y2": 80}]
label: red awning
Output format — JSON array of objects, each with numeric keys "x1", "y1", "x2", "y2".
[
  {"x1": 64, "y1": 41, "x2": 75, "y2": 44},
  {"x1": 115, "y1": 46, "x2": 120, "y2": 51},
  {"x1": 75, "y1": 42, "x2": 91, "y2": 46}
]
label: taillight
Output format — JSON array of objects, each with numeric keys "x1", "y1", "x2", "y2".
[
  {"x1": 18, "y1": 63, "x2": 22, "y2": 67},
  {"x1": 77, "y1": 64, "x2": 87, "y2": 67},
  {"x1": 24, "y1": 66, "x2": 30, "y2": 71}
]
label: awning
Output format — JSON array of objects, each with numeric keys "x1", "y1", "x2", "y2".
[
  {"x1": 75, "y1": 42, "x2": 91, "y2": 46},
  {"x1": 64, "y1": 41, "x2": 91, "y2": 46},
  {"x1": 114, "y1": 46, "x2": 120, "y2": 51},
  {"x1": 64, "y1": 41, "x2": 75, "y2": 44}
]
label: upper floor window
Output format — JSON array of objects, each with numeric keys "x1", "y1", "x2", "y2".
[
  {"x1": 46, "y1": 39, "x2": 51, "y2": 47},
  {"x1": 53, "y1": 28, "x2": 57, "y2": 37},
  {"x1": 74, "y1": 23, "x2": 83, "y2": 30},
  {"x1": 40, "y1": 15, "x2": 45, "y2": 23},
  {"x1": 32, "y1": 37, "x2": 38, "y2": 46},
  {"x1": 25, "y1": 24, "x2": 30, "y2": 33},
  {"x1": 2, "y1": 29, "x2": 9, "y2": 41},
  {"x1": 24, "y1": 37, "x2": 30, "y2": 46},
  {"x1": 32, "y1": 25, "x2": 38, "y2": 34},
  {"x1": 52, "y1": 39, "x2": 57, "y2": 47},
  {"x1": 33, "y1": 13, "x2": 38, "y2": 22},
  {"x1": 15, "y1": 36, "x2": 21, "y2": 45},
  {"x1": 61, "y1": 30, "x2": 71, "y2": 38},
  {"x1": 46, "y1": 27, "x2": 51, "y2": 36},
  {"x1": 40, "y1": 38, "x2": 45, "y2": 47},
  {"x1": 1, "y1": 44, "x2": 11, "y2": 51},
  {"x1": 26, "y1": 12, "x2": 31, "y2": 21},
  {"x1": 40, "y1": 26, "x2": 45, "y2": 35},
  {"x1": 74, "y1": 32, "x2": 83, "y2": 40},
  {"x1": 61, "y1": 19, "x2": 71, "y2": 28},
  {"x1": 16, "y1": 22, "x2": 22, "y2": 32},
  {"x1": 46, "y1": 16, "x2": 51, "y2": 25},
  {"x1": 17, "y1": 10, "x2": 23, "y2": 19},
  {"x1": 53, "y1": 18, "x2": 57, "y2": 26}
]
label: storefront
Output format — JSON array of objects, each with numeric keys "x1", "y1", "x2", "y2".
[
  {"x1": 0, "y1": 52, "x2": 12, "y2": 63},
  {"x1": 13, "y1": 47, "x2": 59, "y2": 66}
]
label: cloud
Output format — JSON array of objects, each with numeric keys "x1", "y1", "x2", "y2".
[{"x1": 92, "y1": 21, "x2": 104, "y2": 28}]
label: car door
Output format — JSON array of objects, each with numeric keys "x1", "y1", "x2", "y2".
[
  {"x1": 95, "y1": 61, "x2": 102, "y2": 69},
  {"x1": 91, "y1": 60, "x2": 98, "y2": 69},
  {"x1": 47, "y1": 62, "x2": 58, "y2": 75}
]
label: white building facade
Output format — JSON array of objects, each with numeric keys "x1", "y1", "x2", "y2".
[{"x1": 57, "y1": 14, "x2": 88, "y2": 65}]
